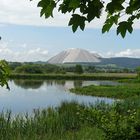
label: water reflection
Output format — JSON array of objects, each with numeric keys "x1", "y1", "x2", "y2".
[
  {"x1": 13, "y1": 79, "x2": 120, "y2": 90},
  {"x1": 0, "y1": 80, "x2": 117, "y2": 114},
  {"x1": 14, "y1": 80, "x2": 44, "y2": 89},
  {"x1": 74, "y1": 80, "x2": 83, "y2": 88}
]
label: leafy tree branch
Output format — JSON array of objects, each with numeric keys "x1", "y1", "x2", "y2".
[
  {"x1": 31, "y1": 0, "x2": 140, "y2": 38},
  {"x1": 0, "y1": 60, "x2": 10, "y2": 89}
]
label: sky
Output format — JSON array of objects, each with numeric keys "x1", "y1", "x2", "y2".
[{"x1": 0, "y1": 0, "x2": 140, "y2": 62}]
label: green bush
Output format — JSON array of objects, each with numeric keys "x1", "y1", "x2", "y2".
[
  {"x1": 14, "y1": 64, "x2": 43, "y2": 74},
  {"x1": 75, "y1": 65, "x2": 83, "y2": 74}
]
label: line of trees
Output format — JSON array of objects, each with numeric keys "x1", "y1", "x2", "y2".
[
  {"x1": 9, "y1": 62, "x2": 140, "y2": 75},
  {"x1": 11, "y1": 63, "x2": 65, "y2": 74}
]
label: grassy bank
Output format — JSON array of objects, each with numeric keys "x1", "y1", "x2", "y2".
[
  {"x1": 70, "y1": 81, "x2": 140, "y2": 99},
  {"x1": 0, "y1": 101, "x2": 140, "y2": 140},
  {"x1": 10, "y1": 73, "x2": 137, "y2": 80}
]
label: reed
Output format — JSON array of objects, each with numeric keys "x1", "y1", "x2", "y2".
[{"x1": 0, "y1": 100, "x2": 140, "y2": 140}]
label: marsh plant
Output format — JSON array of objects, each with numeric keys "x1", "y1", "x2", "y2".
[{"x1": 0, "y1": 100, "x2": 140, "y2": 140}]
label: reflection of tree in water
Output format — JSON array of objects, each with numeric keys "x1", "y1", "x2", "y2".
[
  {"x1": 45, "y1": 80, "x2": 53, "y2": 86},
  {"x1": 45, "y1": 80, "x2": 65, "y2": 86},
  {"x1": 13, "y1": 80, "x2": 44, "y2": 89},
  {"x1": 74, "y1": 80, "x2": 83, "y2": 88},
  {"x1": 54, "y1": 80, "x2": 65, "y2": 86}
]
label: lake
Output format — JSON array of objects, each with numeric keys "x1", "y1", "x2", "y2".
[{"x1": 0, "y1": 80, "x2": 117, "y2": 114}]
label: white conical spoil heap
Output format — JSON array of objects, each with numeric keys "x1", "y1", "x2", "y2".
[{"x1": 47, "y1": 48, "x2": 101, "y2": 64}]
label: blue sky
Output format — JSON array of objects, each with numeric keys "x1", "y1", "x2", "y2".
[{"x1": 0, "y1": 0, "x2": 140, "y2": 62}]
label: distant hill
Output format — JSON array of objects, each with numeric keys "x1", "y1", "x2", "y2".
[
  {"x1": 47, "y1": 48, "x2": 101, "y2": 64},
  {"x1": 99, "y1": 57, "x2": 140, "y2": 68},
  {"x1": 32, "y1": 48, "x2": 140, "y2": 69}
]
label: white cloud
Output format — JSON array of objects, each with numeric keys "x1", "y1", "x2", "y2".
[
  {"x1": 1, "y1": 0, "x2": 139, "y2": 29},
  {"x1": 0, "y1": 42, "x2": 49, "y2": 62},
  {"x1": 0, "y1": 0, "x2": 106, "y2": 28},
  {"x1": 0, "y1": 0, "x2": 70, "y2": 27},
  {"x1": 106, "y1": 49, "x2": 140, "y2": 58},
  {"x1": 21, "y1": 43, "x2": 27, "y2": 49}
]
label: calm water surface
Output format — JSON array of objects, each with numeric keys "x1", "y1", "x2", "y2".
[{"x1": 0, "y1": 80, "x2": 118, "y2": 114}]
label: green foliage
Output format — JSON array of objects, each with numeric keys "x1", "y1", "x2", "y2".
[
  {"x1": 13, "y1": 63, "x2": 66, "y2": 74},
  {"x1": 136, "y1": 66, "x2": 140, "y2": 79},
  {"x1": 0, "y1": 60, "x2": 10, "y2": 89},
  {"x1": 14, "y1": 64, "x2": 43, "y2": 74},
  {"x1": 80, "y1": 104, "x2": 138, "y2": 140},
  {"x1": 123, "y1": 68, "x2": 129, "y2": 73},
  {"x1": 1, "y1": 101, "x2": 140, "y2": 139},
  {"x1": 31, "y1": 0, "x2": 140, "y2": 37},
  {"x1": 8, "y1": 62, "x2": 22, "y2": 71},
  {"x1": 0, "y1": 102, "x2": 105, "y2": 140},
  {"x1": 75, "y1": 64, "x2": 83, "y2": 74},
  {"x1": 69, "y1": 14, "x2": 86, "y2": 32},
  {"x1": 117, "y1": 21, "x2": 133, "y2": 38},
  {"x1": 85, "y1": 66, "x2": 96, "y2": 73},
  {"x1": 10, "y1": 73, "x2": 136, "y2": 80},
  {"x1": 71, "y1": 82, "x2": 140, "y2": 99},
  {"x1": 38, "y1": 0, "x2": 56, "y2": 18}
]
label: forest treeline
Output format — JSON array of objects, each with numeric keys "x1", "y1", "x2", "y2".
[{"x1": 8, "y1": 62, "x2": 138, "y2": 74}]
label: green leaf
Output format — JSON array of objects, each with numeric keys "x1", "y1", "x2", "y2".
[
  {"x1": 69, "y1": 14, "x2": 86, "y2": 32},
  {"x1": 59, "y1": 0, "x2": 73, "y2": 13},
  {"x1": 127, "y1": 23, "x2": 133, "y2": 33},
  {"x1": 117, "y1": 21, "x2": 133, "y2": 38},
  {"x1": 31, "y1": 0, "x2": 137, "y2": 37},
  {"x1": 69, "y1": 0, "x2": 80, "y2": 9},
  {"x1": 102, "y1": 14, "x2": 119, "y2": 33},
  {"x1": 102, "y1": 23, "x2": 113, "y2": 33},
  {"x1": 126, "y1": 0, "x2": 140, "y2": 14},
  {"x1": 106, "y1": 1, "x2": 124, "y2": 14},
  {"x1": 37, "y1": 0, "x2": 56, "y2": 18},
  {"x1": 86, "y1": 0, "x2": 103, "y2": 22}
]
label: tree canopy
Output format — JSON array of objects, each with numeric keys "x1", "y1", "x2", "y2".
[
  {"x1": 31, "y1": 0, "x2": 140, "y2": 38},
  {"x1": 75, "y1": 64, "x2": 83, "y2": 74}
]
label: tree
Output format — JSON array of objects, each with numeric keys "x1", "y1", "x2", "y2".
[
  {"x1": 31, "y1": 0, "x2": 140, "y2": 38},
  {"x1": 85, "y1": 66, "x2": 96, "y2": 73},
  {"x1": 0, "y1": 60, "x2": 10, "y2": 89},
  {"x1": 75, "y1": 64, "x2": 83, "y2": 74},
  {"x1": 14, "y1": 64, "x2": 44, "y2": 74}
]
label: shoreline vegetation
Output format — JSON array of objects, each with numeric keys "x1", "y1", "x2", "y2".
[
  {"x1": 1, "y1": 73, "x2": 140, "y2": 139},
  {"x1": 10, "y1": 73, "x2": 137, "y2": 80},
  {"x1": 70, "y1": 83, "x2": 140, "y2": 99},
  {"x1": 0, "y1": 100, "x2": 140, "y2": 140}
]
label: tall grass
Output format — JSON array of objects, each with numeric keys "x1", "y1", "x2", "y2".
[
  {"x1": 0, "y1": 100, "x2": 140, "y2": 140},
  {"x1": 0, "y1": 102, "x2": 105, "y2": 140}
]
